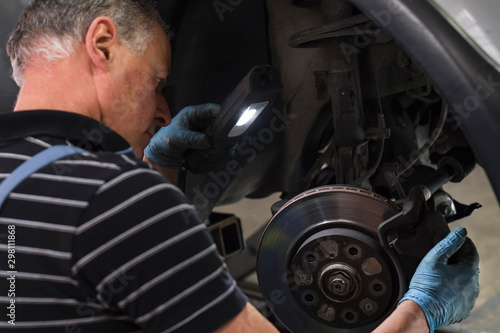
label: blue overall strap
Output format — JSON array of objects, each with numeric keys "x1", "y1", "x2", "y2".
[{"x1": 0, "y1": 145, "x2": 86, "y2": 209}]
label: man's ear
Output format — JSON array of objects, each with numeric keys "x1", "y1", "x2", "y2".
[{"x1": 85, "y1": 16, "x2": 119, "y2": 70}]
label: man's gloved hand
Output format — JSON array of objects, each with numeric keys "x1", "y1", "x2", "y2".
[
  {"x1": 399, "y1": 227, "x2": 480, "y2": 333},
  {"x1": 144, "y1": 103, "x2": 220, "y2": 168}
]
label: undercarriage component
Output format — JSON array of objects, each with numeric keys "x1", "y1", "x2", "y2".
[
  {"x1": 377, "y1": 186, "x2": 450, "y2": 272},
  {"x1": 257, "y1": 186, "x2": 406, "y2": 332},
  {"x1": 396, "y1": 102, "x2": 448, "y2": 179},
  {"x1": 322, "y1": 0, "x2": 368, "y2": 185}
]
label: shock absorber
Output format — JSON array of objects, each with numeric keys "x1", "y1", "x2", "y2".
[
  {"x1": 289, "y1": 0, "x2": 369, "y2": 184},
  {"x1": 322, "y1": 0, "x2": 367, "y2": 184}
]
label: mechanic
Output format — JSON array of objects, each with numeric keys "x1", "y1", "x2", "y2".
[{"x1": 0, "y1": 0, "x2": 479, "y2": 332}]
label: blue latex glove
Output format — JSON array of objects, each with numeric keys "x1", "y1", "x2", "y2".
[
  {"x1": 399, "y1": 227, "x2": 480, "y2": 332},
  {"x1": 144, "y1": 103, "x2": 220, "y2": 167}
]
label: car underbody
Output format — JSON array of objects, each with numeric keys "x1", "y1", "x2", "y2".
[{"x1": 157, "y1": 0, "x2": 500, "y2": 331}]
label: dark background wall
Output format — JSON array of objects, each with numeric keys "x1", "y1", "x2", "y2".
[{"x1": 0, "y1": 0, "x2": 29, "y2": 113}]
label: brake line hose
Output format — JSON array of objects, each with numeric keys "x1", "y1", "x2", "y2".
[{"x1": 397, "y1": 101, "x2": 448, "y2": 178}]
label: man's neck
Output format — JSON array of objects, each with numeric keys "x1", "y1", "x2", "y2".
[{"x1": 14, "y1": 52, "x2": 102, "y2": 122}]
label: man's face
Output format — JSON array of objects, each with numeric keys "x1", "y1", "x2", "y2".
[{"x1": 102, "y1": 25, "x2": 172, "y2": 158}]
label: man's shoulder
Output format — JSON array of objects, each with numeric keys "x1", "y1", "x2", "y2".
[
  {"x1": 69, "y1": 150, "x2": 177, "y2": 195},
  {"x1": 0, "y1": 136, "x2": 177, "y2": 201},
  {"x1": 46, "y1": 147, "x2": 189, "y2": 230}
]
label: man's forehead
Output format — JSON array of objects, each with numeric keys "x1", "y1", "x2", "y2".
[{"x1": 153, "y1": 26, "x2": 172, "y2": 74}]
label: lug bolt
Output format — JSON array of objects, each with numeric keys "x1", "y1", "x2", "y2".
[
  {"x1": 294, "y1": 269, "x2": 313, "y2": 286},
  {"x1": 360, "y1": 298, "x2": 378, "y2": 316}
]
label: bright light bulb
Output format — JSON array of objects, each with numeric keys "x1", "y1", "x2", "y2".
[
  {"x1": 236, "y1": 108, "x2": 257, "y2": 127},
  {"x1": 227, "y1": 101, "x2": 269, "y2": 138}
]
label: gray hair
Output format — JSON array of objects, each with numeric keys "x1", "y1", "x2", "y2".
[{"x1": 7, "y1": 0, "x2": 167, "y2": 86}]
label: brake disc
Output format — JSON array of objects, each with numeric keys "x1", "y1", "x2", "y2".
[{"x1": 257, "y1": 186, "x2": 406, "y2": 333}]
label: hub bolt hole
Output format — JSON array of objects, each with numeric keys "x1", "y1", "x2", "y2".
[{"x1": 301, "y1": 291, "x2": 317, "y2": 306}]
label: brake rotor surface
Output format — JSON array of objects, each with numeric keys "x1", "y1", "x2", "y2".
[{"x1": 257, "y1": 186, "x2": 404, "y2": 333}]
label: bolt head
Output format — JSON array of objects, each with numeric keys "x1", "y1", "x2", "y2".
[
  {"x1": 327, "y1": 272, "x2": 353, "y2": 296},
  {"x1": 360, "y1": 298, "x2": 378, "y2": 316},
  {"x1": 294, "y1": 270, "x2": 313, "y2": 286}
]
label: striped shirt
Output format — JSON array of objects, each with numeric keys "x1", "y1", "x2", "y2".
[{"x1": 0, "y1": 110, "x2": 247, "y2": 332}]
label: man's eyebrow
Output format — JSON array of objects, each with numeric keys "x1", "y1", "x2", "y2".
[
  {"x1": 158, "y1": 70, "x2": 170, "y2": 79},
  {"x1": 151, "y1": 69, "x2": 167, "y2": 81}
]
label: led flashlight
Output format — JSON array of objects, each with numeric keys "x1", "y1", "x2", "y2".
[
  {"x1": 229, "y1": 102, "x2": 269, "y2": 137},
  {"x1": 185, "y1": 65, "x2": 283, "y2": 173}
]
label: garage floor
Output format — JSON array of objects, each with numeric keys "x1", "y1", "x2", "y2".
[{"x1": 217, "y1": 166, "x2": 500, "y2": 332}]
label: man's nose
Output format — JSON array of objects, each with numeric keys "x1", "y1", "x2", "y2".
[{"x1": 155, "y1": 95, "x2": 172, "y2": 126}]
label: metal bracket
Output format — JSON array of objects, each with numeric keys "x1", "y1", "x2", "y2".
[
  {"x1": 207, "y1": 212, "x2": 246, "y2": 259},
  {"x1": 377, "y1": 186, "x2": 451, "y2": 279}
]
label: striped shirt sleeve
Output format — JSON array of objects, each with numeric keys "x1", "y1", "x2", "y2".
[{"x1": 72, "y1": 167, "x2": 247, "y2": 332}]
